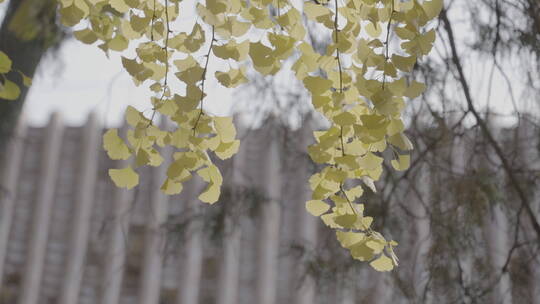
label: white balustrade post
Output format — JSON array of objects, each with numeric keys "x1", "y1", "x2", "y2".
[
  {"x1": 485, "y1": 205, "x2": 512, "y2": 304},
  {"x1": 372, "y1": 273, "x2": 391, "y2": 304},
  {"x1": 216, "y1": 217, "x2": 241, "y2": 304},
  {"x1": 482, "y1": 126, "x2": 513, "y2": 304},
  {"x1": 100, "y1": 182, "x2": 133, "y2": 304},
  {"x1": 18, "y1": 113, "x2": 64, "y2": 304},
  {"x1": 101, "y1": 128, "x2": 134, "y2": 304},
  {"x1": 59, "y1": 113, "x2": 100, "y2": 304},
  {"x1": 295, "y1": 119, "x2": 317, "y2": 304},
  {"x1": 255, "y1": 128, "x2": 282, "y2": 304},
  {"x1": 413, "y1": 163, "x2": 432, "y2": 303},
  {"x1": 176, "y1": 180, "x2": 204, "y2": 304},
  {"x1": 532, "y1": 188, "x2": 540, "y2": 303},
  {"x1": 533, "y1": 180, "x2": 540, "y2": 303},
  {"x1": 338, "y1": 280, "x2": 356, "y2": 304},
  {"x1": 519, "y1": 120, "x2": 540, "y2": 303},
  {"x1": 455, "y1": 136, "x2": 474, "y2": 289},
  {"x1": 216, "y1": 121, "x2": 246, "y2": 304},
  {"x1": 0, "y1": 117, "x2": 27, "y2": 287},
  {"x1": 137, "y1": 145, "x2": 171, "y2": 304}
]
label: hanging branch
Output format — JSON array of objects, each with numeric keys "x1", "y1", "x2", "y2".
[
  {"x1": 382, "y1": 1, "x2": 395, "y2": 90},
  {"x1": 333, "y1": 0, "x2": 347, "y2": 158},
  {"x1": 193, "y1": 25, "x2": 216, "y2": 133},
  {"x1": 333, "y1": 0, "x2": 358, "y2": 216},
  {"x1": 333, "y1": 0, "x2": 343, "y2": 94},
  {"x1": 149, "y1": 0, "x2": 171, "y2": 127}
]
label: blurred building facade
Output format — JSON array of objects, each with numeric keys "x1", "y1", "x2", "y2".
[{"x1": 1, "y1": 113, "x2": 539, "y2": 304}]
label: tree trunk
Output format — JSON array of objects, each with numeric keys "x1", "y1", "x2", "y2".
[{"x1": 0, "y1": 0, "x2": 61, "y2": 170}]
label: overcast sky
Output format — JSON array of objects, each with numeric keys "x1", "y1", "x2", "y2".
[
  {"x1": 24, "y1": 38, "x2": 235, "y2": 127},
  {"x1": 4, "y1": 1, "x2": 529, "y2": 128}
]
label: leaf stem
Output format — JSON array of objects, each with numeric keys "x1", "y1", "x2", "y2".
[
  {"x1": 333, "y1": 0, "x2": 343, "y2": 93},
  {"x1": 382, "y1": 1, "x2": 395, "y2": 90},
  {"x1": 340, "y1": 126, "x2": 346, "y2": 156},
  {"x1": 150, "y1": 0, "x2": 157, "y2": 41},
  {"x1": 193, "y1": 25, "x2": 216, "y2": 133},
  {"x1": 148, "y1": 0, "x2": 170, "y2": 127},
  {"x1": 340, "y1": 183, "x2": 358, "y2": 215},
  {"x1": 334, "y1": 0, "x2": 347, "y2": 159}
]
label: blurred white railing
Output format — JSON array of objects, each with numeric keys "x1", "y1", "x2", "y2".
[{"x1": 0, "y1": 112, "x2": 539, "y2": 304}]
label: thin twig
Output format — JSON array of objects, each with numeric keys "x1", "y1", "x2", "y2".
[
  {"x1": 440, "y1": 9, "x2": 540, "y2": 239},
  {"x1": 333, "y1": 0, "x2": 346, "y2": 159},
  {"x1": 333, "y1": 0, "x2": 343, "y2": 93},
  {"x1": 382, "y1": 1, "x2": 395, "y2": 90},
  {"x1": 193, "y1": 25, "x2": 216, "y2": 133},
  {"x1": 150, "y1": 0, "x2": 157, "y2": 41},
  {"x1": 340, "y1": 183, "x2": 358, "y2": 215},
  {"x1": 333, "y1": 0, "x2": 358, "y2": 217},
  {"x1": 148, "y1": 0, "x2": 170, "y2": 127}
]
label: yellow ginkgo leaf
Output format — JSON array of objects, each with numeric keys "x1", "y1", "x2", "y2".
[
  {"x1": 207, "y1": 0, "x2": 228, "y2": 14},
  {"x1": 336, "y1": 231, "x2": 365, "y2": 248},
  {"x1": 109, "y1": 166, "x2": 139, "y2": 189},
  {"x1": 334, "y1": 112, "x2": 357, "y2": 126},
  {"x1": 391, "y1": 54, "x2": 416, "y2": 72},
  {"x1": 215, "y1": 140, "x2": 240, "y2": 159},
  {"x1": 103, "y1": 129, "x2": 131, "y2": 160},
  {"x1": 197, "y1": 164, "x2": 223, "y2": 185},
  {"x1": 391, "y1": 154, "x2": 410, "y2": 171},
  {"x1": 306, "y1": 200, "x2": 330, "y2": 216},
  {"x1": 303, "y1": 76, "x2": 333, "y2": 95},
  {"x1": 20, "y1": 73, "x2": 32, "y2": 87},
  {"x1": 370, "y1": 253, "x2": 395, "y2": 271},
  {"x1": 110, "y1": 0, "x2": 130, "y2": 13},
  {"x1": 74, "y1": 28, "x2": 98, "y2": 44},
  {"x1": 215, "y1": 68, "x2": 248, "y2": 88},
  {"x1": 198, "y1": 183, "x2": 221, "y2": 203},
  {"x1": 0, "y1": 51, "x2": 12, "y2": 73},
  {"x1": 404, "y1": 81, "x2": 426, "y2": 99},
  {"x1": 0, "y1": 79, "x2": 20, "y2": 100},
  {"x1": 304, "y1": 2, "x2": 332, "y2": 20},
  {"x1": 365, "y1": 22, "x2": 382, "y2": 38},
  {"x1": 350, "y1": 242, "x2": 375, "y2": 261},
  {"x1": 366, "y1": 239, "x2": 385, "y2": 254},
  {"x1": 358, "y1": 152, "x2": 383, "y2": 171},
  {"x1": 422, "y1": 0, "x2": 444, "y2": 20},
  {"x1": 402, "y1": 29, "x2": 436, "y2": 56},
  {"x1": 161, "y1": 178, "x2": 183, "y2": 195},
  {"x1": 125, "y1": 106, "x2": 144, "y2": 127},
  {"x1": 334, "y1": 214, "x2": 358, "y2": 228},
  {"x1": 214, "y1": 116, "x2": 236, "y2": 142},
  {"x1": 388, "y1": 133, "x2": 413, "y2": 151}
]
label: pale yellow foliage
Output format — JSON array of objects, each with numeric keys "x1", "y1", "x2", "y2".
[{"x1": 52, "y1": 0, "x2": 443, "y2": 272}]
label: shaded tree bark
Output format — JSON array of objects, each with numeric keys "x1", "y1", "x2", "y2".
[{"x1": 0, "y1": 0, "x2": 62, "y2": 169}]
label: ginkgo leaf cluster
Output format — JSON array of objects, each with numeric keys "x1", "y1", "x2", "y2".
[
  {"x1": 53, "y1": 0, "x2": 442, "y2": 272},
  {"x1": 298, "y1": 0, "x2": 441, "y2": 271}
]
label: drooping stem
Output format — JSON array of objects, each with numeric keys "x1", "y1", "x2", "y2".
[
  {"x1": 148, "y1": 0, "x2": 171, "y2": 127},
  {"x1": 334, "y1": 0, "x2": 343, "y2": 93},
  {"x1": 150, "y1": 0, "x2": 157, "y2": 41},
  {"x1": 382, "y1": 1, "x2": 395, "y2": 90},
  {"x1": 333, "y1": 0, "x2": 356, "y2": 216},
  {"x1": 193, "y1": 25, "x2": 216, "y2": 133},
  {"x1": 333, "y1": 0, "x2": 347, "y2": 159}
]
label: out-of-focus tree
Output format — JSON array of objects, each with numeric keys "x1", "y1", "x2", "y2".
[{"x1": 0, "y1": 0, "x2": 64, "y2": 166}]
